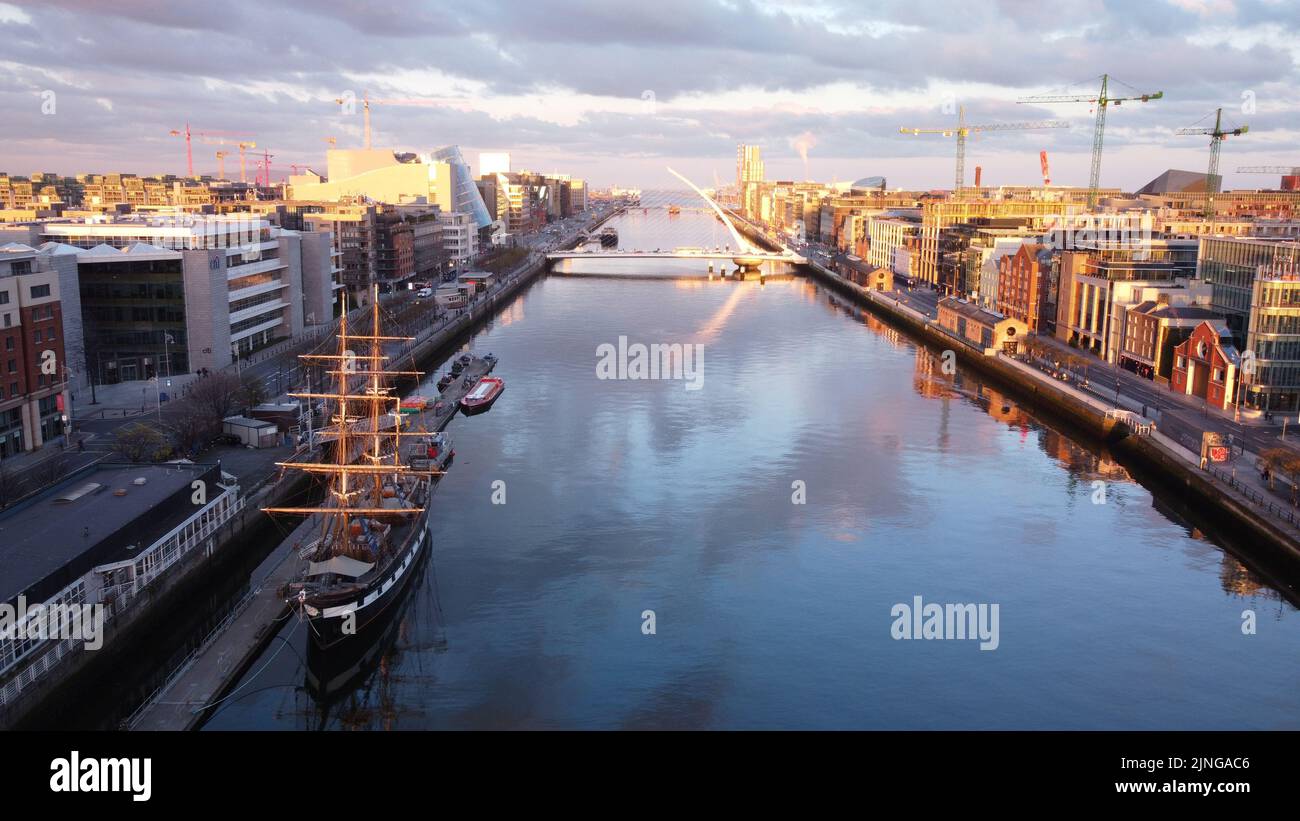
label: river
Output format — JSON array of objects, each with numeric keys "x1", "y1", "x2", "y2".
[{"x1": 203, "y1": 208, "x2": 1300, "y2": 730}]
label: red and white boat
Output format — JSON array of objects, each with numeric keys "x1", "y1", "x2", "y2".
[{"x1": 460, "y1": 376, "x2": 504, "y2": 415}]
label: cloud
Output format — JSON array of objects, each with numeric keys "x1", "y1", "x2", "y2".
[{"x1": 1, "y1": 0, "x2": 1297, "y2": 188}]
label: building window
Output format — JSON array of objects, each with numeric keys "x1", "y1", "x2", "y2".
[
  {"x1": 1176, "y1": 355, "x2": 1185, "y2": 369},
  {"x1": 29, "y1": 284, "x2": 51, "y2": 299},
  {"x1": 0, "y1": 291, "x2": 8, "y2": 305},
  {"x1": 1212, "y1": 368, "x2": 1223, "y2": 383},
  {"x1": 33, "y1": 329, "x2": 41, "y2": 344}
]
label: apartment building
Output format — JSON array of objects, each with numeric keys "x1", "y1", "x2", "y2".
[
  {"x1": 0, "y1": 247, "x2": 69, "y2": 458},
  {"x1": 1054, "y1": 240, "x2": 1200, "y2": 363}
]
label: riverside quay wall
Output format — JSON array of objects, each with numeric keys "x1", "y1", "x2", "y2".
[{"x1": 803, "y1": 260, "x2": 1300, "y2": 581}]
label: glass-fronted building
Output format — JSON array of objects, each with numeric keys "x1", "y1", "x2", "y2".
[
  {"x1": 432, "y1": 146, "x2": 492, "y2": 230},
  {"x1": 1199, "y1": 237, "x2": 1300, "y2": 411}
]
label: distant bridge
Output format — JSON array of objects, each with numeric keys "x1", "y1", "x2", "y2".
[
  {"x1": 547, "y1": 167, "x2": 803, "y2": 269},
  {"x1": 547, "y1": 248, "x2": 802, "y2": 262}
]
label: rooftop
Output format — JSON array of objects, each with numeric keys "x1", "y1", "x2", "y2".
[
  {"x1": 0, "y1": 461, "x2": 222, "y2": 605},
  {"x1": 939, "y1": 297, "x2": 1010, "y2": 323}
]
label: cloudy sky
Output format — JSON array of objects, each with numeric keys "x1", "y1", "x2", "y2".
[{"x1": 2, "y1": 0, "x2": 1298, "y2": 191}]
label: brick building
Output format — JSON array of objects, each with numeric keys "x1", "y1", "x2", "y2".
[{"x1": 1170, "y1": 320, "x2": 1240, "y2": 411}]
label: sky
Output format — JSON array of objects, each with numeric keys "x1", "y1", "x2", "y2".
[{"x1": 2, "y1": 0, "x2": 1299, "y2": 191}]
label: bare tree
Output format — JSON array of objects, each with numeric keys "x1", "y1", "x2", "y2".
[
  {"x1": 114, "y1": 422, "x2": 171, "y2": 463},
  {"x1": 165, "y1": 396, "x2": 221, "y2": 456},
  {"x1": 241, "y1": 371, "x2": 268, "y2": 409},
  {"x1": 186, "y1": 372, "x2": 247, "y2": 422},
  {"x1": 1257, "y1": 447, "x2": 1290, "y2": 491}
]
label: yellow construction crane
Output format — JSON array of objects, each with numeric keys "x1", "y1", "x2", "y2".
[
  {"x1": 215, "y1": 150, "x2": 229, "y2": 181},
  {"x1": 237, "y1": 141, "x2": 257, "y2": 184},
  {"x1": 900, "y1": 106, "x2": 1068, "y2": 193},
  {"x1": 1017, "y1": 74, "x2": 1162, "y2": 207}
]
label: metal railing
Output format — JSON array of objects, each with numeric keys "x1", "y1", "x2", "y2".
[
  {"x1": 1205, "y1": 464, "x2": 1300, "y2": 527},
  {"x1": 120, "y1": 585, "x2": 258, "y2": 730}
]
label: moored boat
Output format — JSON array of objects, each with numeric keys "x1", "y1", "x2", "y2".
[
  {"x1": 267, "y1": 285, "x2": 444, "y2": 650},
  {"x1": 460, "y1": 376, "x2": 504, "y2": 415}
]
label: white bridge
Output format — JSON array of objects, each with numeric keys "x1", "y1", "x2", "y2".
[
  {"x1": 547, "y1": 166, "x2": 804, "y2": 268},
  {"x1": 547, "y1": 248, "x2": 802, "y2": 262}
]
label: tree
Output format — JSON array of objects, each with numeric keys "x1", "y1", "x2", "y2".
[
  {"x1": 1257, "y1": 448, "x2": 1292, "y2": 491},
  {"x1": 1281, "y1": 454, "x2": 1300, "y2": 506},
  {"x1": 165, "y1": 395, "x2": 221, "y2": 456},
  {"x1": 186, "y1": 371, "x2": 247, "y2": 422},
  {"x1": 114, "y1": 422, "x2": 171, "y2": 463},
  {"x1": 240, "y1": 371, "x2": 268, "y2": 409}
]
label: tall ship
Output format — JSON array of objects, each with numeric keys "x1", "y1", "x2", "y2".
[{"x1": 265, "y1": 287, "x2": 443, "y2": 649}]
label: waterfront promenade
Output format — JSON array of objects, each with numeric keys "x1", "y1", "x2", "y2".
[{"x1": 805, "y1": 258, "x2": 1300, "y2": 567}]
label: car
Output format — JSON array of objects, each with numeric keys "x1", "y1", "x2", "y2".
[{"x1": 416, "y1": 287, "x2": 433, "y2": 298}]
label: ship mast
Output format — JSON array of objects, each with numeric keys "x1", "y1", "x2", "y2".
[{"x1": 263, "y1": 285, "x2": 440, "y2": 551}]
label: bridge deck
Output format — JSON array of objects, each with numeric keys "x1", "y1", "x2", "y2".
[{"x1": 547, "y1": 251, "x2": 803, "y2": 262}]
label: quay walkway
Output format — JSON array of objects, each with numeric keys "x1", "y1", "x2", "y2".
[{"x1": 128, "y1": 349, "x2": 502, "y2": 730}]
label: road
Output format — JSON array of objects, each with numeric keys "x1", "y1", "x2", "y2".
[
  {"x1": 7, "y1": 209, "x2": 614, "y2": 503},
  {"x1": 801, "y1": 237, "x2": 1300, "y2": 475}
]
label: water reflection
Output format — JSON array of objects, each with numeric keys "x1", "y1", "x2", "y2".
[{"x1": 204, "y1": 212, "x2": 1300, "y2": 731}]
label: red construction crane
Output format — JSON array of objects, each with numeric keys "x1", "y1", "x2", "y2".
[
  {"x1": 168, "y1": 125, "x2": 256, "y2": 176},
  {"x1": 1040, "y1": 150, "x2": 1051, "y2": 186},
  {"x1": 255, "y1": 151, "x2": 275, "y2": 187}
]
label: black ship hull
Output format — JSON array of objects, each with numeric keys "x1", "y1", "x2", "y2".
[
  {"x1": 304, "y1": 537, "x2": 431, "y2": 700},
  {"x1": 300, "y1": 506, "x2": 430, "y2": 650}
]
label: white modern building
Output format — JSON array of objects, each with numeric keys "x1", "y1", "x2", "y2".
[
  {"x1": 439, "y1": 211, "x2": 479, "y2": 267},
  {"x1": 0, "y1": 215, "x2": 338, "y2": 377}
]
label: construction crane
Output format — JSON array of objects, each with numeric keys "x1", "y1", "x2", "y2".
[
  {"x1": 168, "y1": 124, "x2": 256, "y2": 176},
  {"x1": 900, "y1": 106, "x2": 1068, "y2": 193},
  {"x1": 237, "y1": 141, "x2": 257, "y2": 184},
  {"x1": 1018, "y1": 74, "x2": 1162, "y2": 207},
  {"x1": 335, "y1": 94, "x2": 375, "y2": 149},
  {"x1": 1235, "y1": 165, "x2": 1300, "y2": 191},
  {"x1": 215, "y1": 151, "x2": 229, "y2": 181},
  {"x1": 255, "y1": 151, "x2": 275, "y2": 187},
  {"x1": 1040, "y1": 150, "x2": 1051, "y2": 186},
  {"x1": 332, "y1": 95, "x2": 465, "y2": 150},
  {"x1": 1176, "y1": 108, "x2": 1249, "y2": 215}
]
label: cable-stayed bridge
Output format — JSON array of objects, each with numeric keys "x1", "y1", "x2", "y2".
[{"x1": 546, "y1": 167, "x2": 804, "y2": 270}]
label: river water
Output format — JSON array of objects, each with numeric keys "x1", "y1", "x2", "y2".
[{"x1": 204, "y1": 209, "x2": 1300, "y2": 730}]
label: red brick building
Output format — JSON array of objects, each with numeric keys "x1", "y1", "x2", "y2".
[
  {"x1": 1170, "y1": 320, "x2": 1240, "y2": 410},
  {"x1": 996, "y1": 243, "x2": 1050, "y2": 332},
  {"x1": 0, "y1": 248, "x2": 69, "y2": 458}
]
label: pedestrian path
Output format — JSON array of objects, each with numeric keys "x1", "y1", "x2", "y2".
[{"x1": 73, "y1": 373, "x2": 198, "y2": 422}]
